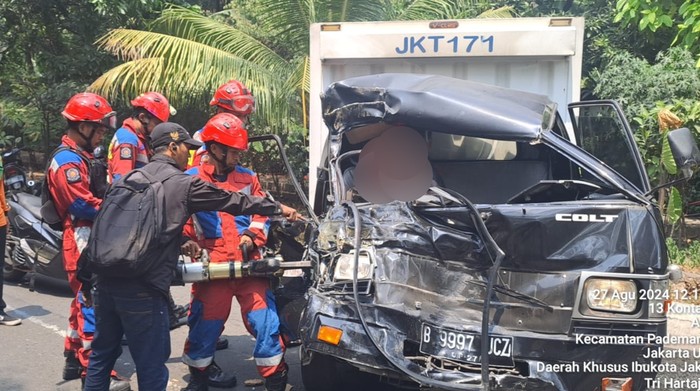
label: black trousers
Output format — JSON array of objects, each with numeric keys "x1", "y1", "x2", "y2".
[{"x1": 0, "y1": 224, "x2": 8, "y2": 311}]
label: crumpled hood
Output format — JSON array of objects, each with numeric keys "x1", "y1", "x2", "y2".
[{"x1": 322, "y1": 73, "x2": 556, "y2": 142}]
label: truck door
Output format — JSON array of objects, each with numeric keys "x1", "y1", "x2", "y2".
[{"x1": 568, "y1": 101, "x2": 650, "y2": 193}]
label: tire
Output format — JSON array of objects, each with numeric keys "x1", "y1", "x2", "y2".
[
  {"x1": 300, "y1": 350, "x2": 381, "y2": 391},
  {"x1": 2, "y1": 256, "x2": 27, "y2": 282},
  {"x1": 300, "y1": 350, "x2": 344, "y2": 391},
  {"x1": 4, "y1": 240, "x2": 26, "y2": 282}
]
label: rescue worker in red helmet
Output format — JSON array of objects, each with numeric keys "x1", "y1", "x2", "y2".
[
  {"x1": 106, "y1": 92, "x2": 188, "y2": 330},
  {"x1": 107, "y1": 91, "x2": 175, "y2": 183},
  {"x1": 181, "y1": 113, "x2": 288, "y2": 391},
  {"x1": 48, "y1": 92, "x2": 131, "y2": 391},
  {"x1": 190, "y1": 79, "x2": 255, "y2": 167}
]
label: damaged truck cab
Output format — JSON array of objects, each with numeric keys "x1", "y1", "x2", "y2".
[{"x1": 297, "y1": 73, "x2": 700, "y2": 391}]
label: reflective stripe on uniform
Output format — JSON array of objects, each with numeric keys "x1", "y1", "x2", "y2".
[
  {"x1": 82, "y1": 340, "x2": 92, "y2": 350},
  {"x1": 182, "y1": 354, "x2": 214, "y2": 369},
  {"x1": 249, "y1": 221, "x2": 266, "y2": 230},
  {"x1": 255, "y1": 352, "x2": 283, "y2": 367},
  {"x1": 66, "y1": 327, "x2": 79, "y2": 340}
]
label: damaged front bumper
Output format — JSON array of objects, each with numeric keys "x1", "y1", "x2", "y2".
[{"x1": 300, "y1": 291, "x2": 667, "y2": 391}]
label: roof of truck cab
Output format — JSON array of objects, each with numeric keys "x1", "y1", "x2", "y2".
[{"x1": 321, "y1": 73, "x2": 557, "y2": 142}]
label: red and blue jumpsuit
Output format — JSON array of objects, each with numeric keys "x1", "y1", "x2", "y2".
[
  {"x1": 46, "y1": 136, "x2": 101, "y2": 372},
  {"x1": 181, "y1": 163, "x2": 287, "y2": 378},
  {"x1": 107, "y1": 118, "x2": 151, "y2": 181}
]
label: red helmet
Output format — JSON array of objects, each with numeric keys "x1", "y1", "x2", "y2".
[
  {"x1": 62, "y1": 92, "x2": 117, "y2": 130},
  {"x1": 209, "y1": 80, "x2": 255, "y2": 117},
  {"x1": 200, "y1": 113, "x2": 248, "y2": 150},
  {"x1": 131, "y1": 91, "x2": 175, "y2": 122}
]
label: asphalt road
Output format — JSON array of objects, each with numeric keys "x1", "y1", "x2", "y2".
[
  {"x1": 0, "y1": 275, "x2": 305, "y2": 391},
  {"x1": 3, "y1": 274, "x2": 700, "y2": 391}
]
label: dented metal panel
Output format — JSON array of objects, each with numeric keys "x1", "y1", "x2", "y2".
[{"x1": 300, "y1": 72, "x2": 674, "y2": 391}]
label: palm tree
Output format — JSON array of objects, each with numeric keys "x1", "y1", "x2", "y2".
[{"x1": 89, "y1": 0, "x2": 512, "y2": 133}]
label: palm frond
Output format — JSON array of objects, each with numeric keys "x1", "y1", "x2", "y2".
[
  {"x1": 89, "y1": 58, "x2": 167, "y2": 103},
  {"x1": 395, "y1": 0, "x2": 481, "y2": 20},
  {"x1": 315, "y1": 0, "x2": 392, "y2": 22},
  {"x1": 93, "y1": 29, "x2": 291, "y2": 129},
  {"x1": 474, "y1": 6, "x2": 515, "y2": 19},
  {"x1": 151, "y1": 6, "x2": 289, "y2": 72},
  {"x1": 283, "y1": 56, "x2": 311, "y2": 128},
  {"x1": 255, "y1": 0, "x2": 315, "y2": 50},
  {"x1": 96, "y1": 28, "x2": 282, "y2": 88}
]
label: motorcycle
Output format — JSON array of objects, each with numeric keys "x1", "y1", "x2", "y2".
[
  {"x1": 3, "y1": 148, "x2": 41, "y2": 196},
  {"x1": 2, "y1": 145, "x2": 109, "y2": 287},
  {"x1": 3, "y1": 148, "x2": 30, "y2": 194},
  {"x1": 3, "y1": 190, "x2": 65, "y2": 289}
]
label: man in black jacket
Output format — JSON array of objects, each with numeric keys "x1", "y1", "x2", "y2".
[{"x1": 82, "y1": 122, "x2": 300, "y2": 391}]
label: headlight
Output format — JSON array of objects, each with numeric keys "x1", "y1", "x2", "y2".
[
  {"x1": 333, "y1": 250, "x2": 374, "y2": 281},
  {"x1": 584, "y1": 278, "x2": 637, "y2": 313}
]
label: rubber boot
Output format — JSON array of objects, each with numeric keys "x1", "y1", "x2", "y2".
[
  {"x1": 265, "y1": 369, "x2": 288, "y2": 391},
  {"x1": 80, "y1": 375, "x2": 131, "y2": 391},
  {"x1": 107, "y1": 375, "x2": 131, "y2": 391},
  {"x1": 208, "y1": 361, "x2": 237, "y2": 388},
  {"x1": 62, "y1": 350, "x2": 83, "y2": 380},
  {"x1": 181, "y1": 366, "x2": 208, "y2": 391},
  {"x1": 215, "y1": 336, "x2": 229, "y2": 351}
]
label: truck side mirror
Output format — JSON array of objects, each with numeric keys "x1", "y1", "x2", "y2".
[{"x1": 668, "y1": 127, "x2": 700, "y2": 179}]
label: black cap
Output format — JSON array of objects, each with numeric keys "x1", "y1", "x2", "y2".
[{"x1": 150, "y1": 122, "x2": 203, "y2": 150}]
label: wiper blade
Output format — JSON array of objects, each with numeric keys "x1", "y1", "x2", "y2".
[
  {"x1": 492, "y1": 284, "x2": 554, "y2": 312},
  {"x1": 469, "y1": 280, "x2": 554, "y2": 312}
]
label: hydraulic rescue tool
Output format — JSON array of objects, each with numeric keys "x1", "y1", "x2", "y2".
[{"x1": 175, "y1": 250, "x2": 311, "y2": 284}]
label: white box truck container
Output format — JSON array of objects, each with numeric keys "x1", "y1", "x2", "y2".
[{"x1": 308, "y1": 17, "x2": 585, "y2": 203}]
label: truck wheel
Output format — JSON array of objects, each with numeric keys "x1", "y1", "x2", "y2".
[
  {"x1": 300, "y1": 350, "x2": 344, "y2": 391},
  {"x1": 4, "y1": 244, "x2": 26, "y2": 282}
]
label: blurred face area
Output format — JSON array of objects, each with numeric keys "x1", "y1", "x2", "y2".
[
  {"x1": 211, "y1": 143, "x2": 242, "y2": 172},
  {"x1": 171, "y1": 142, "x2": 191, "y2": 170},
  {"x1": 139, "y1": 112, "x2": 162, "y2": 135},
  {"x1": 78, "y1": 122, "x2": 108, "y2": 152},
  {"x1": 215, "y1": 106, "x2": 249, "y2": 124}
]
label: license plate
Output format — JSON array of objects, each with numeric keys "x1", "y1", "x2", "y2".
[{"x1": 419, "y1": 323, "x2": 514, "y2": 367}]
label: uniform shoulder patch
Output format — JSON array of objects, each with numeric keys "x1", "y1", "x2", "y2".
[
  {"x1": 120, "y1": 146, "x2": 133, "y2": 160},
  {"x1": 65, "y1": 168, "x2": 82, "y2": 183}
]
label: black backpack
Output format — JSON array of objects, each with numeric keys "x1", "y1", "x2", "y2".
[
  {"x1": 40, "y1": 147, "x2": 108, "y2": 231},
  {"x1": 84, "y1": 168, "x2": 177, "y2": 277}
]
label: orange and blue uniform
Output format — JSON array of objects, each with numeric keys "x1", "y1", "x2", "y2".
[
  {"x1": 181, "y1": 163, "x2": 286, "y2": 378},
  {"x1": 107, "y1": 118, "x2": 150, "y2": 182},
  {"x1": 46, "y1": 135, "x2": 101, "y2": 372}
]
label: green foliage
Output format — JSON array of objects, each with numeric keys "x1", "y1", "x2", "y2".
[
  {"x1": 0, "y1": 0, "x2": 218, "y2": 157},
  {"x1": 667, "y1": 186, "x2": 683, "y2": 224},
  {"x1": 591, "y1": 47, "x2": 700, "y2": 115},
  {"x1": 615, "y1": 0, "x2": 700, "y2": 64},
  {"x1": 591, "y1": 46, "x2": 700, "y2": 230},
  {"x1": 666, "y1": 237, "x2": 700, "y2": 266},
  {"x1": 0, "y1": 0, "x2": 135, "y2": 154},
  {"x1": 0, "y1": 101, "x2": 25, "y2": 147},
  {"x1": 89, "y1": 0, "x2": 513, "y2": 181},
  {"x1": 592, "y1": 47, "x2": 700, "y2": 188},
  {"x1": 660, "y1": 131, "x2": 678, "y2": 175}
]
